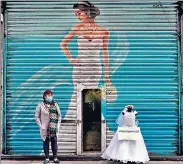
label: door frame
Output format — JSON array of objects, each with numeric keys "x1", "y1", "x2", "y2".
[
  {"x1": 180, "y1": 14, "x2": 183, "y2": 155},
  {"x1": 76, "y1": 83, "x2": 106, "y2": 155}
]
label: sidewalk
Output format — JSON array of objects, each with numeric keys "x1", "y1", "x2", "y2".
[{"x1": 2, "y1": 160, "x2": 183, "y2": 164}]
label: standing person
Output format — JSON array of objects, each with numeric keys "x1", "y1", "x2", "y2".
[
  {"x1": 35, "y1": 90, "x2": 61, "y2": 164},
  {"x1": 102, "y1": 105, "x2": 150, "y2": 164},
  {"x1": 60, "y1": 1, "x2": 116, "y2": 119}
]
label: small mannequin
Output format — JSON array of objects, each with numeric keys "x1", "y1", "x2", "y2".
[{"x1": 102, "y1": 105, "x2": 149, "y2": 163}]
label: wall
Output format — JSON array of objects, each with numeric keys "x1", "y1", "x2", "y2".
[
  {"x1": 2, "y1": 0, "x2": 182, "y2": 156},
  {"x1": 1, "y1": 0, "x2": 3, "y2": 158}
]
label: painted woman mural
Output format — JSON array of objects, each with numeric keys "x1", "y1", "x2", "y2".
[
  {"x1": 61, "y1": 1, "x2": 117, "y2": 118},
  {"x1": 6, "y1": 0, "x2": 178, "y2": 156},
  {"x1": 8, "y1": 0, "x2": 129, "y2": 155}
]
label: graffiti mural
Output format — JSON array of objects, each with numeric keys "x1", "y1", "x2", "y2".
[
  {"x1": 60, "y1": 1, "x2": 118, "y2": 125},
  {"x1": 4, "y1": 0, "x2": 179, "y2": 155},
  {"x1": 5, "y1": 1, "x2": 129, "y2": 155}
]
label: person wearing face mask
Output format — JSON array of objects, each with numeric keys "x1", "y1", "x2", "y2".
[{"x1": 35, "y1": 90, "x2": 61, "y2": 164}]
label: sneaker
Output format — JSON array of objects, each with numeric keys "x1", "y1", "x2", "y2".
[
  {"x1": 53, "y1": 158, "x2": 60, "y2": 163},
  {"x1": 44, "y1": 158, "x2": 49, "y2": 164}
]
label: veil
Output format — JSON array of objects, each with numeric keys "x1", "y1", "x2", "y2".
[{"x1": 115, "y1": 106, "x2": 128, "y2": 126}]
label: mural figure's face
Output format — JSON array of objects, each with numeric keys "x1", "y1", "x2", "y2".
[{"x1": 74, "y1": 9, "x2": 89, "y2": 22}]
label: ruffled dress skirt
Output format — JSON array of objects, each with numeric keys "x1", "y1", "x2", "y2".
[{"x1": 101, "y1": 130, "x2": 150, "y2": 163}]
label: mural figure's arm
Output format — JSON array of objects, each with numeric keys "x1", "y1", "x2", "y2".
[
  {"x1": 60, "y1": 25, "x2": 80, "y2": 65},
  {"x1": 102, "y1": 29, "x2": 111, "y2": 83}
]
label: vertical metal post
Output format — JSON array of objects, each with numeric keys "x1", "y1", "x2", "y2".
[
  {"x1": 0, "y1": 0, "x2": 2, "y2": 162},
  {"x1": 76, "y1": 83, "x2": 82, "y2": 155},
  {"x1": 179, "y1": 12, "x2": 183, "y2": 155},
  {"x1": 101, "y1": 84, "x2": 106, "y2": 152},
  {"x1": 1, "y1": 1, "x2": 6, "y2": 155},
  {"x1": 0, "y1": 0, "x2": 3, "y2": 161}
]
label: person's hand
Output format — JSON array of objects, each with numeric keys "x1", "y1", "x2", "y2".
[
  {"x1": 69, "y1": 58, "x2": 80, "y2": 66},
  {"x1": 41, "y1": 128, "x2": 46, "y2": 134},
  {"x1": 40, "y1": 126, "x2": 47, "y2": 140},
  {"x1": 40, "y1": 125, "x2": 46, "y2": 134}
]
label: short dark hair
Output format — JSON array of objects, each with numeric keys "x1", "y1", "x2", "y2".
[
  {"x1": 73, "y1": 1, "x2": 100, "y2": 18},
  {"x1": 43, "y1": 90, "x2": 53, "y2": 99}
]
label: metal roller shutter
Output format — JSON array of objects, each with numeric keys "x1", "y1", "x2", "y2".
[{"x1": 3, "y1": 0, "x2": 181, "y2": 156}]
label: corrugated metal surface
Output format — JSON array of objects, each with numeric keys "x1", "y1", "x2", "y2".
[
  {"x1": 104, "y1": 1, "x2": 181, "y2": 156},
  {"x1": 3, "y1": 0, "x2": 181, "y2": 156}
]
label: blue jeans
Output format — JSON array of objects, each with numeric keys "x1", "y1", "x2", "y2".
[{"x1": 43, "y1": 135, "x2": 58, "y2": 159}]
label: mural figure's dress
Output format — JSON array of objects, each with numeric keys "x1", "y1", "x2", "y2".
[
  {"x1": 72, "y1": 36, "x2": 103, "y2": 86},
  {"x1": 58, "y1": 36, "x2": 103, "y2": 137},
  {"x1": 67, "y1": 35, "x2": 103, "y2": 113}
]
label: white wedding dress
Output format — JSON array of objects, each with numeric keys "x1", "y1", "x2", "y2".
[{"x1": 102, "y1": 111, "x2": 150, "y2": 163}]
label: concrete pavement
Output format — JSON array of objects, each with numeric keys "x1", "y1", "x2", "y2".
[{"x1": 1, "y1": 161, "x2": 183, "y2": 164}]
